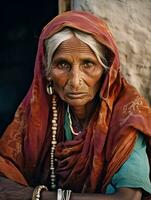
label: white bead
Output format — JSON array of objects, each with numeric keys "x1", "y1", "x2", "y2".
[
  {"x1": 52, "y1": 131, "x2": 57, "y2": 135},
  {"x1": 52, "y1": 120, "x2": 57, "y2": 124},
  {"x1": 51, "y1": 148, "x2": 54, "y2": 152},
  {"x1": 50, "y1": 166, "x2": 55, "y2": 170},
  {"x1": 52, "y1": 141, "x2": 56, "y2": 144},
  {"x1": 52, "y1": 126, "x2": 57, "y2": 130},
  {"x1": 51, "y1": 150, "x2": 55, "y2": 154},
  {"x1": 52, "y1": 141, "x2": 57, "y2": 145},
  {"x1": 53, "y1": 110, "x2": 57, "y2": 113},
  {"x1": 52, "y1": 123, "x2": 57, "y2": 127},
  {"x1": 51, "y1": 184, "x2": 56, "y2": 189}
]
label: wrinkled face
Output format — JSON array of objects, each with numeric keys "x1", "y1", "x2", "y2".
[{"x1": 50, "y1": 37, "x2": 104, "y2": 107}]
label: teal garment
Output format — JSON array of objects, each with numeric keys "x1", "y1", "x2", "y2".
[
  {"x1": 64, "y1": 115, "x2": 151, "y2": 194},
  {"x1": 106, "y1": 134, "x2": 151, "y2": 194},
  {"x1": 64, "y1": 110, "x2": 73, "y2": 140}
]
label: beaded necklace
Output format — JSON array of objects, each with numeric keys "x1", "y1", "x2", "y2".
[
  {"x1": 50, "y1": 98, "x2": 82, "y2": 190},
  {"x1": 50, "y1": 94, "x2": 57, "y2": 190},
  {"x1": 67, "y1": 105, "x2": 81, "y2": 136}
]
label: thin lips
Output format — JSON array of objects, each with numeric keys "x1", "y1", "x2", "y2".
[
  {"x1": 68, "y1": 92, "x2": 85, "y2": 95},
  {"x1": 67, "y1": 92, "x2": 86, "y2": 98}
]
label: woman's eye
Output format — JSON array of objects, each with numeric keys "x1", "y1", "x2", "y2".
[
  {"x1": 56, "y1": 61, "x2": 71, "y2": 70},
  {"x1": 82, "y1": 61, "x2": 95, "y2": 69}
]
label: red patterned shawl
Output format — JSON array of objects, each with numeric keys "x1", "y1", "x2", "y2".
[{"x1": 0, "y1": 11, "x2": 151, "y2": 198}]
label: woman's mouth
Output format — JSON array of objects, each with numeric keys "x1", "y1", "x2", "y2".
[{"x1": 66, "y1": 92, "x2": 87, "y2": 99}]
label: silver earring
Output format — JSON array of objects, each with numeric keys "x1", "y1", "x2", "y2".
[{"x1": 46, "y1": 81, "x2": 53, "y2": 95}]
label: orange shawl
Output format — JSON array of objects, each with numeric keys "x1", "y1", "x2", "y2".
[{"x1": 0, "y1": 11, "x2": 151, "y2": 198}]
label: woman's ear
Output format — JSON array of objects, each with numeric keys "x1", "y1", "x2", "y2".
[{"x1": 45, "y1": 71, "x2": 52, "y2": 81}]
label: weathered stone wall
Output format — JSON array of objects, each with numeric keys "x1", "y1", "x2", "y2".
[{"x1": 71, "y1": 0, "x2": 151, "y2": 104}]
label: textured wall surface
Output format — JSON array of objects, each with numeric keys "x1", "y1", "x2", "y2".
[{"x1": 71, "y1": 0, "x2": 151, "y2": 104}]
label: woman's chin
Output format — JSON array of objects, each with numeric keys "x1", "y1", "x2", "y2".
[{"x1": 64, "y1": 97, "x2": 91, "y2": 107}]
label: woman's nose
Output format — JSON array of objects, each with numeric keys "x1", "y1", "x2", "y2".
[{"x1": 68, "y1": 68, "x2": 82, "y2": 90}]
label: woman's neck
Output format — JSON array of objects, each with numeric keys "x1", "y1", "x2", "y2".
[
  {"x1": 69, "y1": 97, "x2": 99, "y2": 129},
  {"x1": 70, "y1": 106, "x2": 86, "y2": 120}
]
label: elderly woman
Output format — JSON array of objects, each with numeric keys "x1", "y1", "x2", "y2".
[{"x1": 0, "y1": 11, "x2": 151, "y2": 200}]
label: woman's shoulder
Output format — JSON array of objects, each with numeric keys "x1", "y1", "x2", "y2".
[{"x1": 106, "y1": 133, "x2": 151, "y2": 194}]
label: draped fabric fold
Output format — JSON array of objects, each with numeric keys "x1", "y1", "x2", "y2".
[{"x1": 0, "y1": 11, "x2": 151, "y2": 199}]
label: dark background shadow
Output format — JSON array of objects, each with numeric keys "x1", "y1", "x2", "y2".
[{"x1": 0, "y1": 1, "x2": 58, "y2": 135}]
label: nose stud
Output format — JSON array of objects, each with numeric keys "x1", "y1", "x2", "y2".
[
  {"x1": 68, "y1": 78, "x2": 82, "y2": 86},
  {"x1": 79, "y1": 79, "x2": 82, "y2": 84}
]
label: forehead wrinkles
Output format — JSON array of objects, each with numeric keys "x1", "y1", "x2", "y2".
[{"x1": 56, "y1": 37, "x2": 96, "y2": 56}]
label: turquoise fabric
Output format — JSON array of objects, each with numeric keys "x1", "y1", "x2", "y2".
[
  {"x1": 64, "y1": 115, "x2": 151, "y2": 194},
  {"x1": 64, "y1": 110, "x2": 73, "y2": 140},
  {"x1": 106, "y1": 134, "x2": 151, "y2": 194}
]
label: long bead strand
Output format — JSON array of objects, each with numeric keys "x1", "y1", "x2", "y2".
[{"x1": 50, "y1": 94, "x2": 57, "y2": 190}]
